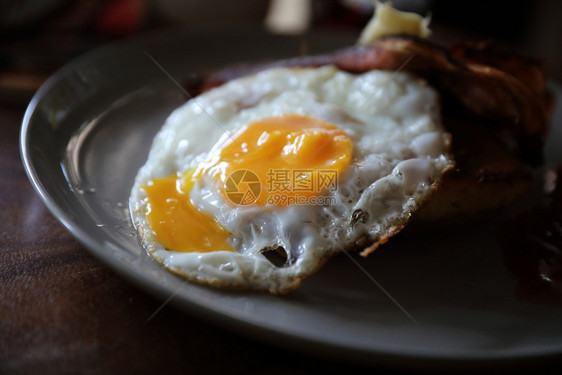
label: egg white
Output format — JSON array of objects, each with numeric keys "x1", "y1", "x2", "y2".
[{"x1": 129, "y1": 65, "x2": 453, "y2": 293}]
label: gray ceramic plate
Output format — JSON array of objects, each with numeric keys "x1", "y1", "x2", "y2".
[{"x1": 20, "y1": 27, "x2": 562, "y2": 369}]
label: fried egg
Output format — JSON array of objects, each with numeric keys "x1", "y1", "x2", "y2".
[{"x1": 129, "y1": 65, "x2": 453, "y2": 293}]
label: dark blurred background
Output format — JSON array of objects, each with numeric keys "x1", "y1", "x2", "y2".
[{"x1": 1, "y1": 0, "x2": 561, "y2": 104}]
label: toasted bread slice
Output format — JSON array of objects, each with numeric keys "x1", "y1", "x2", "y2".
[{"x1": 414, "y1": 115, "x2": 533, "y2": 222}]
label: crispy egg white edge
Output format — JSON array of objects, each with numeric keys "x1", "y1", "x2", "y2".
[{"x1": 129, "y1": 65, "x2": 454, "y2": 293}]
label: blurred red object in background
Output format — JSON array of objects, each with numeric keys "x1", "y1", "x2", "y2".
[{"x1": 96, "y1": 0, "x2": 147, "y2": 36}]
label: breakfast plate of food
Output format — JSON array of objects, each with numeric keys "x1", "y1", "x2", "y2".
[{"x1": 21, "y1": 3, "x2": 562, "y2": 369}]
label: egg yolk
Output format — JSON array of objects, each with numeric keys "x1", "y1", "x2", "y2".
[
  {"x1": 143, "y1": 114, "x2": 352, "y2": 253},
  {"x1": 143, "y1": 170, "x2": 234, "y2": 253},
  {"x1": 195, "y1": 114, "x2": 353, "y2": 206}
]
